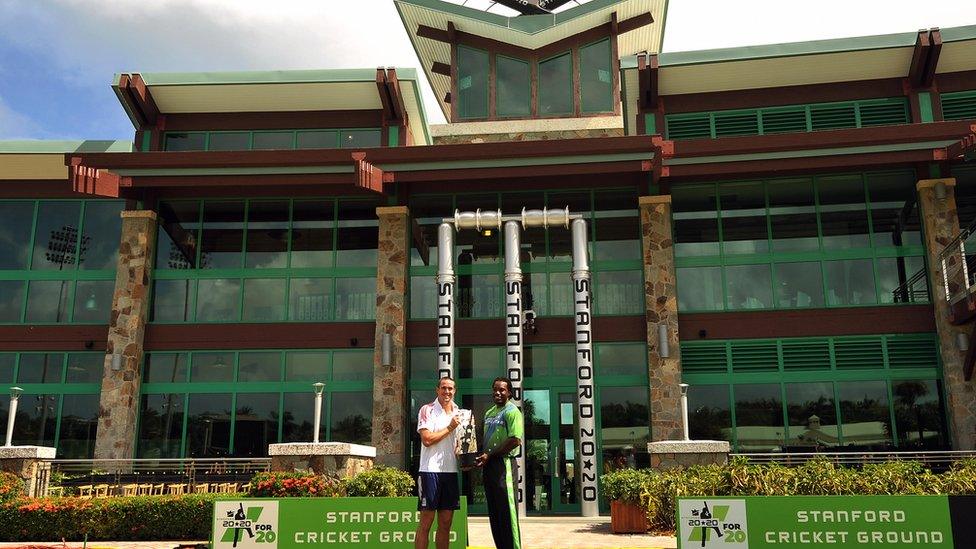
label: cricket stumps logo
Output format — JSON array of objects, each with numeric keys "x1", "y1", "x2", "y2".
[
  {"x1": 678, "y1": 499, "x2": 748, "y2": 548},
  {"x1": 214, "y1": 500, "x2": 279, "y2": 549}
]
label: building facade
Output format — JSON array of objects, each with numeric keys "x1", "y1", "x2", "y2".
[{"x1": 1, "y1": 0, "x2": 975, "y2": 515}]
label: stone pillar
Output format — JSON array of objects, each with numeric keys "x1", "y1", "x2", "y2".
[
  {"x1": 917, "y1": 178, "x2": 976, "y2": 450},
  {"x1": 268, "y1": 442, "x2": 375, "y2": 478},
  {"x1": 94, "y1": 210, "x2": 157, "y2": 460},
  {"x1": 371, "y1": 206, "x2": 410, "y2": 466},
  {"x1": 639, "y1": 195, "x2": 683, "y2": 441},
  {"x1": 0, "y1": 446, "x2": 55, "y2": 497}
]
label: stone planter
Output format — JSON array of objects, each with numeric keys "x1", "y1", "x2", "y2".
[
  {"x1": 610, "y1": 500, "x2": 650, "y2": 534},
  {"x1": 267, "y1": 442, "x2": 376, "y2": 478}
]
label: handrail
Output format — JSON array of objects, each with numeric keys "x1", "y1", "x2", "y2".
[
  {"x1": 936, "y1": 216, "x2": 976, "y2": 303},
  {"x1": 890, "y1": 267, "x2": 928, "y2": 303},
  {"x1": 734, "y1": 450, "x2": 976, "y2": 468}
]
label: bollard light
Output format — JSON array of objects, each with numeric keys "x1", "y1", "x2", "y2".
[
  {"x1": 5, "y1": 387, "x2": 23, "y2": 447},
  {"x1": 679, "y1": 383, "x2": 690, "y2": 442},
  {"x1": 312, "y1": 382, "x2": 325, "y2": 444}
]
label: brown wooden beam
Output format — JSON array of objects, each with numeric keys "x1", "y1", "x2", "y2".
[
  {"x1": 924, "y1": 28, "x2": 943, "y2": 88},
  {"x1": 145, "y1": 323, "x2": 375, "y2": 350},
  {"x1": 638, "y1": 53, "x2": 659, "y2": 110},
  {"x1": 162, "y1": 110, "x2": 384, "y2": 131},
  {"x1": 618, "y1": 12, "x2": 654, "y2": 34},
  {"x1": 417, "y1": 24, "x2": 450, "y2": 43},
  {"x1": 668, "y1": 149, "x2": 940, "y2": 180},
  {"x1": 376, "y1": 68, "x2": 395, "y2": 121},
  {"x1": 407, "y1": 316, "x2": 645, "y2": 347},
  {"x1": 386, "y1": 68, "x2": 409, "y2": 123},
  {"x1": 908, "y1": 30, "x2": 930, "y2": 87},
  {"x1": 0, "y1": 326, "x2": 109, "y2": 351},
  {"x1": 432, "y1": 62, "x2": 452, "y2": 77}
]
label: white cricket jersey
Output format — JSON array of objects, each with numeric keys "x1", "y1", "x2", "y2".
[{"x1": 417, "y1": 399, "x2": 459, "y2": 473}]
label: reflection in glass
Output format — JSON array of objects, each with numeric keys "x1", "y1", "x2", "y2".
[
  {"x1": 539, "y1": 53, "x2": 573, "y2": 115},
  {"x1": 282, "y1": 391, "x2": 319, "y2": 442},
  {"x1": 581, "y1": 40, "x2": 613, "y2": 113},
  {"x1": 551, "y1": 345, "x2": 576, "y2": 377},
  {"x1": 186, "y1": 393, "x2": 232, "y2": 457},
  {"x1": 285, "y1": 351, "x2": 330, "y2": 382},
  {"x1": 596, "y1": 344, "x2": 645, "y2": 376},
  {"x1": 252, "y1": 131, "x2": 294, "y2": 150},
  {"x1": 600, "y1": 387, "x2": 649, "y2": 471},
  {"x1": 522, "y1": 389, "x2": 551, "y2": 512},
  {"x1": 58, "y1": 394, "x2": 99, "y2": 458},
  {"x1": 458, "y1": 274, "x2": 501, "y2": 318},
  {"x1": 331, "y1": 392, "x2": 372, "y2": 444},
  {"x1": 824, "y1": 259, "x2": 876, "y2": 305},
  {"x1": 340, "y1": 130, "x2": 382, "y2": 148},
  {"x1": 246, "y1": 201, "x2": 289, "y2": 268},
  {"x1": 333, "y1": 351, "x2": 372, "y2": 381},
  {"x1": 410, "y1": 276, "x2": 436, "y2": 319},
  {"x1": 720, "y1": 182, "x2": 768, "y2": 254},
  {"x1": 208, "y1": 132, "x2": 249, "y2": 151},
  {"x1": 458, "y1": 347, "x2": 501, "y2": 379},
  {"x1": 774, "y1": 262, "x2": 824, "y2": 308},
  {"x1": 409, "y1": 349, "x2": 437, "y2": 382},
  {"x1": 137, "y1": 393, "x2": 184, "y2": 458},
  {"x1": 595, "y1": 271, "x2": 643, "y2": 315},
  {"x1": 196, "y1": 279, "x2": 241, "y2": 321},
  {"x1": 152, "y1": 279, "x2": 193, "y2": 322},
  {"x1": 838, "y1": 380, "x2": 892, "y2": 450},
  {"x1": 868, "y1": 171, "x2": 921, "y2": 247},
  {"x1": 818, "y1": 175, "x2": 869, "y2": 249},
  {"x1": 524, "y1": 272, "x2": 547, "y2": 318},
  {"x1": 238, "y1": 352, "x2": 281, "y2": 382},
  {"x1": 672, "y1": 186, "x2": 720, "y2": 257},
  {"x1": 291, "y1": 200, "x2": 334, "y2": 268},
  {"x1": 289, "y1": 278, "x2": 332, "y2": 321},
  {"x1": 164, "y1": 133, "x2": 205, "y2": 151},
  {"x1": 878, "y1": 256, "x2": 928, "y2": 304},
  {"x1": 233, "y1": 392, "x2": 279, "y2": 456},
  {"x1": 726, "y1": 264, "x2": 772, "y2": 310},
  {"x1": 296, "y1": 131, "x2": 338, "y2": 150},
  {"x1": 156, "y1": 201, "x2": 201, "y2": 270},
  {"x1": 733, "y1": 384, "x2": 784, "y2": 451},
  {"x1": 144, "y1": 353, "x2": 189, "y2": 383},
  {"x1": 549, "y1": 273, "x2": 574, "y2": 316},
  {"x1": 677, "y1": 267, "x2": 724, "y2": 311},
  {"x1": 65, "y1": 353, "x2": 103, "y2": 383},
  {"x1": 496, "y1": 56, "x2": 530, "y2": 117},
  {"x1": 200, "y1": 201, "x2": 244, "y2": 269},
  {"x1": 458, "y1": 46, "x2": 489, "y2": 119},
  {"x1": 72, "y1": 279, "x2": 114, "y2": 323},
  {"x1": 190, "y1": 352, "x2": 234, "y2": 383},
  {"x1": 242, "y1": 278, "x2": 286, "y2": 322},
  {"x1": 25, "y1": 280, "x2": 71, "y2": 323},
  {"x1": 32, "y1": 201, "x2": 82, "y2": 270},
  {"x1": 893, "y1": 379, "x2": 947, "y2": 449},
  {"x1": 17, "y1": 354, "x2": 64, "y2": 383},
  {"x1": 0, "y1": 353, "x2": 14, "y2": 383},
  {"x1": 769, "y1": 179, "x2": 818, "y2": 252},
  {"x1": 13, "y1": 393, "x2": 57, "y2": 447},
  {"x1": 0, "y1": 202, "x2": 33, "y2": 269},
  {"x1": 0, "y1": 281, "x2": 25, "y2": 322},
  {"x1": 79, "y1": 201, "x2": 124, "y2": 269},
  {"x1": 335, "y1": 278, "x2": 375, "y2": 320},
  {"x1": 785, "y1": 382, "x2": 837, "y2": 451},
  {"x1": 336, "y1": 201, "x2": 378, "y2": 267},
  {"x1": 688, "y1": 385, "x2": 732, "y2": 443},
  {"x1": 594, "y1": 190, "x2": 639, "y2": 261}
]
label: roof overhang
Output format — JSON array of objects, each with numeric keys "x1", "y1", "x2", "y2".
[
  {"x1": 0, "y1": 140, "x2": 132, "y2": 181},
  {"x1": 395, "y1": 0, "x2": 667, "y2": 119},
  {"x1": 113, "y1": 68, "x2": 432, "y2": 145}
]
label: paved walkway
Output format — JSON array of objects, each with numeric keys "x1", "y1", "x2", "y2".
[{"x1": 0, "y1": 518, "x2": 677, "y2": 549}]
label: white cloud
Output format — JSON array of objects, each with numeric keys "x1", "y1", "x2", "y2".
[{"x1": 0, "y1": 95, "x2": 43, "y2": 139}]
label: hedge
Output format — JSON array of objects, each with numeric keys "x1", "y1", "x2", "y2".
[
  {"x1": 601, "y1": 457, "x2": 976, "y2": 531},
  {"x1": 0, "y1": 467, "x2": 416, "y2": 542},
  {"x1": 0, "y1": 472, "x2": 24, "y2": 504}
]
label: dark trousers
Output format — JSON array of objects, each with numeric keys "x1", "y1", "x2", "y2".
[{"x1": 482, "y1": 457, "x2": 521, "y2": 549}]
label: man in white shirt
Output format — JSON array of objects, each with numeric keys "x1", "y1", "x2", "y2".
[{"x1": 415, "y1": 376, "x2": 460, "y2": 549}]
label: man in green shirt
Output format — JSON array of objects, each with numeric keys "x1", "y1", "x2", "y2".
[{"x1": 474, "y1": 377, "x2": 523, "y2": 549}]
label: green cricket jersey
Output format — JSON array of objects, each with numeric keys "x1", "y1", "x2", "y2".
[{"x1": 483, "y1": 401, "x2": 524, "y2": 457}]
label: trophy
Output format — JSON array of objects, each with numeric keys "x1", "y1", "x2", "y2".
[{"x1": 455, "y1": 409, "x2": 478, "y2": 470}]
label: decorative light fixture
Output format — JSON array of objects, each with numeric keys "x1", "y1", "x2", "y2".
[
  {"x1": 111, "y1": 353, "x2": 122, "y2": 371},
  {"x1": 381, "y1": 332, "x2": 393, "y2": 367},
  {"x1": 957, "y1": 332, "x2": 970, "y2": 352},
  {"x1": 658, "y1": 324, "x2": 670, "y2": 358},
  {"x1": 5, "y1": 387, "x2": 23, "y2": 447},
  {"x1": 679, "y1": 383, "x2": 690, "y2": 442},
  {"x1": 312, "y1": 382, "x2": 326, "y2": 444},
  {"x1": 84, "y1": 292, "x2": 98, "y2": 312},
  {"x1": 935, "y1": 181, "x2": 948, "y2": 200},
  {"x1": 482, "y1": 228, "x2": 493, "y2": 237}
]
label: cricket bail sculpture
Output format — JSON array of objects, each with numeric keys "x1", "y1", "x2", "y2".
[{"x1": 454, "y1": 408, "x2": 478, "y2": 470}]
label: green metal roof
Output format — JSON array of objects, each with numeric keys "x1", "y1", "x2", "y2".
[
  {"x1": 0, "y1": 140, "x2": 134, "y2": 154},
  {"x1": 117, "y1": 68, "x2": 419, "y2": 87},
  {"x1": 941, "y1": 24, "x2": 976, "y2": 43}
]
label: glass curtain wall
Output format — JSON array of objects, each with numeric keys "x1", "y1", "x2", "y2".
[
  {"x1": 164, "y1": 129, "x2": 382, "y2": 151},
  {"x1": 0, "y1": 352, "x2": 102, "y2": 457},
  {"x1": 0, "y1": 199, "x2": 123, "y2": 324},
  {"x1": 673, "y1": 171, "x2": 927, "y2": 312},
  {"x1": 408, "y1": 189, "x2": 642, "y2": 320},
  {"x1": 137, "y1": 349, "x2": 373, "y2": 458},
  {"x1": 152, "y1": 198, "x2": 378, "y2": 323}
]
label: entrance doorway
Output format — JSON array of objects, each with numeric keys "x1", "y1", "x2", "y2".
[{"x1": 523, "y1": 388, "x2": 580, "y2": 514}]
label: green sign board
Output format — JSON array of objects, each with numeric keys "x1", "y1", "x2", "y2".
[
  {"x1": 677, "y1": 496, "x2": 960, "y2": 548},
  {"x1": 212, "y1": 497, "x2": 467, "y2": 549}
]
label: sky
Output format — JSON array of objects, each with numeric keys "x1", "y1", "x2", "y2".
[{"x1": 0, "y1": 0, "x2": 974, "y2": 141}]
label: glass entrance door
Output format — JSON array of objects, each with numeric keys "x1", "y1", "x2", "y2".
[{"x1": 524, "y1": 389, "x2": 579, "y2": 514}]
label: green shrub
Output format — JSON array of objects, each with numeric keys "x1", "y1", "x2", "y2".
[
  {"x1": 601, "y1": 457, "x2": 976, "y2": 531},
  {"x1": 343, "y1": 466, "x2": 414, "y2": 497},
  {"x1": 247, "y1": 472, "x2": 342, "y2": 498},
  {"x1": 0, "y1": 495, "x2": 216, "y2": 541},
  {"x1": 0, "y1": 472, "x2": 24, "y2": 504}
]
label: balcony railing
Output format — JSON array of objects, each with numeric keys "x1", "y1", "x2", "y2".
[
  {"x1": 937, "y1": 217, "x2": 976, "y2": 303},
  {"x1": 734, "y1": 450, "x2": 976, "y2": 471}
]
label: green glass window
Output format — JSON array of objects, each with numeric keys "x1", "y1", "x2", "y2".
[
  {"x1": 538, "y1": 53, "x2": 573, "y2": 115},
  {"x1": 238, "y1": 352, "x2": 281, "y2": 382},
  {"x1": 677, "y1": 266, "x2": 723, "y2": 312},
  {"x1": 768, "y1": 178, "x2": 818, "y2": 252},
  {"x1": 818, "y1": 174, "x2": 869, "y2": 249},
  {"x1": 190, "y1": 352, "x2": 234, "y2": 383},
  {"x1": 720, "y1": 182, "x2": 768, "y2": 254},
  {"x1": 733, "y1": 384, "x2": 784, "y2": 451},
  {"x1": 186, "y1": 393, "x2": 232, "y2": 457},
  {"x1": 340, "y1": 130, "x2": 382, "y2": 149},
  {"x1": 335, "y1": 278, "x2": 375, "y2": 321},
  {"x1": 72, "y1": 280, "x2": 114, "y2": 323},
  {"x1": 252, "y1": 131, "x2": 294, "y2": 150},
  {"x1": 688, "y1": 385, "x2": 732, "y2": 442},
  {"x1": 496, "y1": 56, "x2": 530, "y2": 117},
  {"x1": 165, "y1": 133, "x2": 206, "y2": 151},
  {"x1": 892, "y1": 379, "x2": 948, "y2": 449},
  {"x1": 144, "y1": 353, "x2": 189, "y2": 383},
  {"x1": 330, "y1": 391, "x2": 372, "y2": 444},
  {"x1": 336, "y1": 200, "x2": 377, "y2": 267},
  {"x1": 673, "y1": 186, "x2": 719, "y2": 257},
  {"x1": 285, "y1": 351, "x2": 330, "y2": 382},
  {"x1": 164, "y1": 129, "x2": 382, "y2": 151},
  {"x1": 785, "y1": 382, "x2": 837, "y2": 450},
  {"x1": 0, "y1": 281, "x2": 24, "y2": 322},
  {"x1": 0, "y1": 353, "x2": 14, "y2": 383},
  {"x1": 726, "y1": 264, "x2": 772, "y2": 310},
  {"x1": 458, "y1": 46, "x2": 489, "y2": 119},
  {"x1": 289, "y1": 278, "x2": 332, "y2": 321},
  {"x1": 774, "y1": 262, "x2": 824, "y2": 308},
  {"x1": 838, "y1": 380, "x2": 891, "y2": 450},
  {"x1": 824, "y1": 259, "x2": 876, "y2": 306},
  {"x1": 233, "y1": 392, "x2": 280, "y2": 456},
  {"x1": 242, "y1": 278, "x2": 286, "y2": 322},
  {"x1": 200, "y1": 201, "x2": 245, "y2": 269},
  {"x1": 0, "y1": 202, "x2": 33, "y2": 269},
  {"x1": 208, "y1": 132, "x2": 250, "y2": 151},
  {"x1": 595, "y1": 271, "x2": 643, "y2": 316},
  {"x1": 580, "y1": 40, "x2": 612, "y2": 113},
  {"x1": 25, "y1": 280, "x2": 71, "y2": 323},
  {"x1": 58, "y1": 394, "x2": 100, "y2": 458},
  {"x1": 137, "y1": 393, "x2": 185, "y2": 458},
  {"x1": 297, "y1": 131, "x2": 339, "y2": 149},
  {"x1": 596, "y1": 343, "x2": 645, "y2": 376},
  {"x1": 245, "y1": 201, "x2": 289, "y2": 269}
]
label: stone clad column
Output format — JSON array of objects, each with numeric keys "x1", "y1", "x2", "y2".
[
  {"x1": 917, "y1": 178, "x2": 976, "y2": 450},
  {"x1": 94, "y1": 210, "x2": 157, "y2": 460},
  {"x1": 639, "y1": 195, "x2": 683, "y2": 441},
  {"x1": 371, "y1": 206, "x2": 410, "y2": 466}
]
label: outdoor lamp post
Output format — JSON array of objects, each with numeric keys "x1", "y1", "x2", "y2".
[
  {"x1": 680, "y1": 383, "x2": 690, "y2": 441},
  {"x1": 5, "y1": 387, "x2": 23, "y2": 447},
  {"x1": 312, "y1": 382, "x2": 325, "y2": 444}
]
